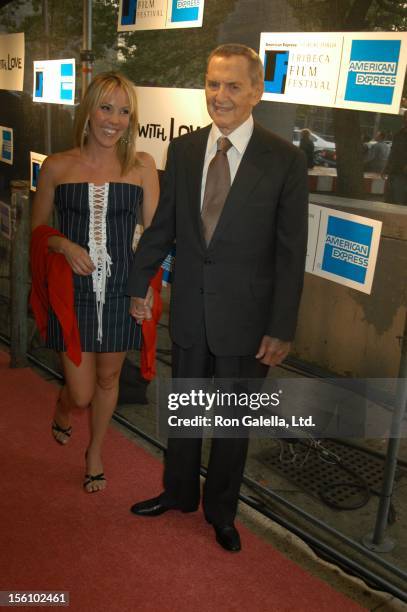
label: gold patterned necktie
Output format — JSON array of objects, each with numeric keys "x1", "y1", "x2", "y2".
[{"x1": 201, "y1": 136, "x2": 233, "y2": 245}]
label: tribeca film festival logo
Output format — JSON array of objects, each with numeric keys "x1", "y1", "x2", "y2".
[
  {"x1": 345, "y1": 39, "x2": 401, "y2": 105},
  {"x1": 121, "y1": 0, "x2": 164, "y2": 25},
  {"x1": 263, "y1": 49, "x2": 289, "y2": 94},
  {"x1": 321, "y1": 216, "x2": 373, "y2": 284},
  {"x1": 165, "y1": 389, "x2": 315, "y2": 429},
  {"x1": 121, "y1": 0, "x2": 199, "y2": 25}
]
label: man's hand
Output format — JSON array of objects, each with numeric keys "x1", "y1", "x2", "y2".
[
  {"x1": 255, "y1": 335, "x2": 291, "y2": 366},
  {"x1": 129, "y1": 287, "x2": 154, "y2": 324}
]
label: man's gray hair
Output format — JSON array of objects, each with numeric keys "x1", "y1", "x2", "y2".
[{"x1": 207, "y1": 43, "x2": 264, "y2": 86}]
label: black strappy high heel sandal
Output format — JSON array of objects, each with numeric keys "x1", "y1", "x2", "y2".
[
  {"x1": 83, "y1": 449, "x2": 106, "y2": 492},
  {"x1": 51, "y1": 420, "x2": 72, "y2": 445}
]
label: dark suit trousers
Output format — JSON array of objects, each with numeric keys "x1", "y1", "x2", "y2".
[{"x1": 160, "y1": 325, "x2": 269, "y2": 526}]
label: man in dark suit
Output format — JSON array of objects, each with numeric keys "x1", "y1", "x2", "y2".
[{"x1": 127, "y1": 44, "x2": 308, "y2": 552}]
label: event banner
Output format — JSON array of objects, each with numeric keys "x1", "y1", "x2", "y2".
[
  {"x1": 118, "y1": 0, "x2": 204, "y2": 31},
  {"x1": 30, "y1": 152, "x2": 47, "y2": 192},
  {"x1": 260, "y1": 31, "x2": 407, "y2": 114},
  {"x1": 135, "y1": 86, "x2": 210, "y2": 169},
  {"x1": 0, "y1": 32, "x2": 24, "y2": 92},
  {"x1": 0, "y1": 126, "x2": 13, "y2": 165},
  {"x1": 306, "y1": 204, "x2": 382, "y2": 294},
  {"x1": 33, "y1": 59, "x2": 75, "y2": 105}
]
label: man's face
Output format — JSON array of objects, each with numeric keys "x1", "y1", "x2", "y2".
[{"x1": 205, "y1": 55, "x2": 263, "y2": 135}]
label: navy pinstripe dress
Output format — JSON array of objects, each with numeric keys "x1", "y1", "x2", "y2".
[{"x1": 47, "y1": 182, "x2": 142, "y2": 353}]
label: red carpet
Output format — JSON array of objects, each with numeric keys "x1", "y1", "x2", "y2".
[{"x1": 0, "y1": 352, "x2": 365, "y2": 612}]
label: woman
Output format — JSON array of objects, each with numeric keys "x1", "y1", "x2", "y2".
[{"x1": 31, "y1": 72, "x2": 159, "y2": 492}]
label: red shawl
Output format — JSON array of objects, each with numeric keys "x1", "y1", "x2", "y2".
[
  {"x1": 30, "y1": 225, "x2": 81, "y2": 366},
  {"x1": 140, "y1": 268, "x2": 163, "y2": 381}
]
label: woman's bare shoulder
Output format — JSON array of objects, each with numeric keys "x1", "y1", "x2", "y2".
[
  {"x1": 123, "y1": 151, "x2": 158, "y2": 186},
  {"x1": 43, "y1": 148, "x2": 80, "y2": 170},
  {"x1": 135, "y1": 151, "x2": 156, "y2": 169},
  {"x1": 41, "y1": 148, "x2": 82, "y2": 184}
]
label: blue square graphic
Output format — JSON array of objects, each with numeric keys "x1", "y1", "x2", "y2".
[
  {"x1": 322, "y1": 216, "x2": 373, "y2": 284},
  {"x1": 32, "y1": 162, "x2": 41, "y2": 188},
  {"x1": 170, "y1": 0, "x2": 199, "y2": 23},
  {"x1": 264, "y1": 50, "x2": 289, "y2": 94},
  {"x1": 2, "y1": 130, "x2": 11, "y2": 161},
  {"x1": 345, "y1": 39, "x2": 401, "y2": 106},
  {"x1": 121, "y1": 0, "x2": 137, "y2": 25},
  {"x1": 60, "y1": 63, "x2": 73, "y2": 77},
  {"x1": 35, "y1": 71, "x2": 43, "y2": 98},
  {"x1": 60, "y1": 83, "x2": 73, "y2": 101}
]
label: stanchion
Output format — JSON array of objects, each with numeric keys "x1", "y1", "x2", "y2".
[
  {"x1": 81, "y1": 0, "x2": 94, "y2": 98},
  {"x1": 363, "y1": 311, "x2": 407, "y2": 552},
  {"x1": 9, "y1": 180, "x2": 30, "y2": 368}
]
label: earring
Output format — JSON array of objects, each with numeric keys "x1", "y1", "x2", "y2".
[
  {"x1": 83, "y1": 120, "x2": 89, "y2": 137},
  {"x1": 120, "y1": 131, "x2": 131, "y2": 145}
]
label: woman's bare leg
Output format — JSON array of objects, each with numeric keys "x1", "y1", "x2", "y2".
[
  {"x1": 52, "y1": 386, "x2": 73, "y2": 444},
  {"x1": 53, "y1": 353, "x2": 96, "y2": 444},
  {"x1": 85, "y1": 351, "x2": 127, "y2": 492}
]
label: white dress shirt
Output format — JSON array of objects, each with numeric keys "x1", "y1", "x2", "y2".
[{"x1": 200, "y1": 115, "x2": 254, "y2": 209}]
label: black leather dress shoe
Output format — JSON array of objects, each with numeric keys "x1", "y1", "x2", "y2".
[
  {"x1": 213, "y1": 524, "x2": 241, "y2": 552},
  {"x1": 130, "y1": 496, "x2": 171, "y2": 516},
  {"x1": 130, "y1": 496, "x2": 197, "y2": 517}
]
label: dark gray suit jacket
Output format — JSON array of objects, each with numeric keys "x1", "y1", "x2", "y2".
[{"x1": 127, "y1": 121, "x2": 308, "y2": 356}]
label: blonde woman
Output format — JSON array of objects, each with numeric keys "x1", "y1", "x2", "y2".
[{"x1": 31, "y1": 72, "x2": 159, "y2": 492}]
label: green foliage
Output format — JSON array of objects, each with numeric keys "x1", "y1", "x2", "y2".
[
  {"x1": 370, "y1": 0, "x2": 407, "y2": 30},
  {"x1": 0, "y1": 0, "x2": 237, "y2": 88},
  {"x1": 288, "y1": 0, "x2": 407, "y2": 31},
  {"x1": 0, "y1": 0, "x2": 118, "y2": 59},
  {"x1": 288, "y1": 0, "x2": 352, "y2": 30},
  {"x1": 117, "y1": 0, "x2": 237, "y2": 88}
]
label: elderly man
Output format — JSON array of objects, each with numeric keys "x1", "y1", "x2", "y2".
[{"x1": 127, "y1": 44, "x2": 308, "y2": 552}]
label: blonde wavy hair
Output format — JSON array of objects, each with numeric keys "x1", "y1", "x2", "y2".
[{"x1": 74, "y1": 72, "x2": 139, "y2": 175}]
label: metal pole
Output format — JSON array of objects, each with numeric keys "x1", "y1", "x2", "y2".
[
  {"x1": 42, "y1": 0, "x2": 52, "y2": 155},
  {"x1": 363, "y1": 311, "x2": 407, "y2": 552},
  {"x1": 9, "y1": 181, "x2": 30, "y2": 368},
  {"x1": 81, "y1": 0, "x2": 93, "y2": 99}
]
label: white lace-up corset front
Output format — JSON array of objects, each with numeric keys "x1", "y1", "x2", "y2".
[{"x1": 88, "y1": 183, "x2": 112, "y2": 343}]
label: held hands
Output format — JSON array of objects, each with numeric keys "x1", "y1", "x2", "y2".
[
  {"x1": 62, "y1": 240, "x2": 95, "y2": 276},
  {"x1": 256, "y1": 335, "x2": 291, "y2": 367},
  {"x1": 130, "y1": 286, "x2": 154, "y2": 325}
]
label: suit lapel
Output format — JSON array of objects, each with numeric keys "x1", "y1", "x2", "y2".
[
  {"x1": 208, "y1": 124, "x2": 268, "y2": 248},
  {"x1": 185, "y1": 125, "x2": 211, "y2": 250}
]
